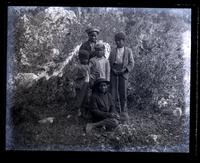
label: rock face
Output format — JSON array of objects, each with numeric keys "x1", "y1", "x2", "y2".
[
  {"x1": 8, "y1": 6, "x2": 79, "y2": 124},
  {"x1": 14, "y1": 73, "x2": 38, "y2": 88},
  {"x1": 11, "y1": 7, "x2": 76, "y2": 74}
]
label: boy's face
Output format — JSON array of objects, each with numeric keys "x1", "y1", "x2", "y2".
[
  {"x1": 115, "y1": 39, "x2": 125, "y2": 48},
  {"x1": 80, "y1": 58, "x2": 88, "y2": 65},
  {"x1": 98, "y1": 82, "x2": 108, "y2": 94},
  {"x1": 88, "y1": 32, "x2": 98, "y2": 43},
  {"x1": 95, "y1": 49, "x2": 104, "y2": 58}
]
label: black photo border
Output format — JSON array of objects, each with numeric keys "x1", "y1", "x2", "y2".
[{"x1": 1, "y1": 0, "x2": 199, "y2": 162}]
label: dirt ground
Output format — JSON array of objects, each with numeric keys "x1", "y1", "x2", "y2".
[{"x1": 9, "y1": 102, "x2": 189, "y2": 152}]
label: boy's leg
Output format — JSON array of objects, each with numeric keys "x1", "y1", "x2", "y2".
[
  {"x1": 86, "y1": 118, "x2": 119, "y2": 133},
  {"x1": 96, "y1": 118, "x2": 119, "y2": 129},
  {"x1": 74, "y1": 82, "x2": 89, "y2": 116},
  {"x1": 110, "y1": 74, "x2": 121, "y2": 113},
  {"x1": 118, "y1": 76, "x2": 128, "y2": 112},
  {"x1": 73, "y1": 89, "x2": 83, "y2": 116},
  {"x1": 80, "y1": 83, "x2": 90, "y2": 117},
  {"x1": 118, "y1": 76, "x2": 129, "y2": 123}
]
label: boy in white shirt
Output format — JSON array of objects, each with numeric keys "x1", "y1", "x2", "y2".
[
  {"x1": 89, "y1": 43, "x2": 110, "y2": 87},
  {"x1": 109, "y1": 32, "x2": 134, "y2": 123}
]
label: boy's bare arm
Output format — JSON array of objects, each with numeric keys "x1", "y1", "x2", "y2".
[{"x1": 106, "y1": 60, "x2": 110, "y2": 81}]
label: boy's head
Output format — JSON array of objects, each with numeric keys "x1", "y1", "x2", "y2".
[
  {"x1": 78, "y1": 50, "x2": 89, "y2": 65},
  {"x1": 86, "y1": 27, "x2": 100, "y2": 43},
  {"x1": 93, "y1": 78, "x2": 109, "y2": 94},
  {"x1": 115, "y1": 32, "x2": 126, "y2": 48},
  {"x1": 94, "y1": 43, "x2": 105, "y2": 58}
]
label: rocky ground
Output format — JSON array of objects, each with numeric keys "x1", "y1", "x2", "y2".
[{"x1": 8, "y1": 101, "x2": 189, "y2": 152}]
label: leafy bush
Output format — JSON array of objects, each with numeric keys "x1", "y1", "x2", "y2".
[{"x1": 8, "y1": 7, "x2": 190, "y2": 125}]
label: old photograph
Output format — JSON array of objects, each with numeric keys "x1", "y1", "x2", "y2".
[{"x1": 6, "y1": 6, "x2": 191, "y2": 152}]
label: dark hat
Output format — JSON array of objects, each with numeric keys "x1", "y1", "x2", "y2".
[
  {"x1": 94, "y1": 43, "x2": 105, "y2": 50},
  {"x1": 85, "y1": 27, "x2": 100, "y2": 35},
  {"x1": 78, "y1": 50, "x2": 90, "y2": 60},
  {"x1": 93, "y1": 78, "x2": 109, "y2": 88},
  {"x1": 115, "y1": 32, "x2": 126, "y2": 40}
]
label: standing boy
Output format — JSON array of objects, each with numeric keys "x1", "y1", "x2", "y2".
[
  {"x1": 109, "y1": 32, "x2": 134, "y2": 123},
  {"x1": 73, "y1": 50, "x2": 90, "y2": 117},
  {"x1": 79, "y1": 27, "x2": 100, "y2": 60},
  {"x1": 89, "y1": 43, "x2": 110, "y2": 87}
]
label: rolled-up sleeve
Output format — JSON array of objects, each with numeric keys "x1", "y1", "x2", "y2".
[{"x1": 105, "y1": 60, "x2": 110, "y2": 81}]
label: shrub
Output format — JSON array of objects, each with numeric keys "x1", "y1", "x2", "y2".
[{"x1": 8, "y1": 7, "x2": 190, "y2": 122}]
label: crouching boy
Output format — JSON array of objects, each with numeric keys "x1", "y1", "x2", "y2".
[{"x1": 86, "y1": 78, "x2": 120, "y2": 133}]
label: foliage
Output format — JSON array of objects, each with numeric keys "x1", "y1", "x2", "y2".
[
  {"x1": 126, "y1": 10, "x2": 189, "y2": 113},
  {"x1": 7, "y1": 7, "x2": 190, "y2": 151}
]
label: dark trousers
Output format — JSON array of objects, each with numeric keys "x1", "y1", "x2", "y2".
[
  {"x1": 75, "y1": 82, "x2": 89, "y2": 114},
  {"x1": 110, "y1": 73, "x2": 128, "y2": 113}
]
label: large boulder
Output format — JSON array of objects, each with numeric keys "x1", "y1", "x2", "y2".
[
  {"x1": 15, "y1": 7, "x2": 77, "y2": 76},
  {"x1": 14, "y1": 73, "x2": 38, "y2": 88}
]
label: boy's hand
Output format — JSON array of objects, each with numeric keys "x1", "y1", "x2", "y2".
[
  {"x1": 117, "y1": 68, "x2": 127, "y2": 75},
  {"x1": 110, "y1": 113, "x2": 120, "y2": 120},
  {"x1": 112, "y1": 68, "x2": 127, "y2": 75},
  {"x1": 112, "y1": 69, "x2": 118, "y2": 75}
]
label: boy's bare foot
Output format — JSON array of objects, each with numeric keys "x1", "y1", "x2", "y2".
[
  {"x1": 78, "y1": 109, "x2": 82, "y2": 117},
  {"x1": 120, "y1": 112, "x2": 129, "y2": 124},
  {"x1": 86, "y1": 123, "x2": 93, "y2": 134}
]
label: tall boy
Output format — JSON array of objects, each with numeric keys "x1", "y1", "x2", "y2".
[{"x1": 109, "y1": 32, "x2": 134, "y2": 123}]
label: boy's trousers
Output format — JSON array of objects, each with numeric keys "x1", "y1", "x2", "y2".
[
  {"x1": 75, "y1": 82, "x2": 89, "y2": 113},
  {"x1": 110, "y1": 73, "x2": 128, "y2": 113}
]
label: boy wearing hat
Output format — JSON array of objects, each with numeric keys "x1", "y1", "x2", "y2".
[
  {"x1": 89, "y1": 43, "x2": 110, "y2": 87},
  {"x1": 86, "y1": 78, "x2": 120, "y2": 133},
  {"x1": 79, "y1": 27, "x2": 100, "y2": 60},
  {"x1": 109, "y1": 32, "x2": 134, "y2": 123},
  {"x1": 73, "y1": 50, "x2": 90, "y2": 117}
]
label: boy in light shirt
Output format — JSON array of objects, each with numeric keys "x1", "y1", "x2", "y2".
[
  {"x1": 89, "y1": 43, "x2": 110, "y2": 88},
  {"x1": 109, "y1": 32, "x2": 134, "y2": 123}
]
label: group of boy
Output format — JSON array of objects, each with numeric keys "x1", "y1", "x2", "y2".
[{"x1": 73, "y1": 27, "x2": 134, "y2": 133}]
